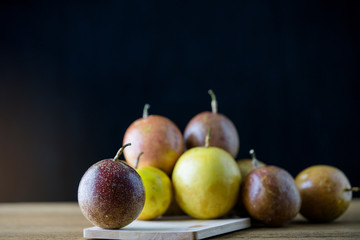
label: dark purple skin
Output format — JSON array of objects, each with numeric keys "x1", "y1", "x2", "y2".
[
  {"x1": 78, "y1": 159, "x2": 145, "y2": 229},
  {"x1": 184, "y1": 112, "x2": 239, "y2": 158},
  {"x1": 241, "y1": 166, "x2": 301, "y2": 226}
]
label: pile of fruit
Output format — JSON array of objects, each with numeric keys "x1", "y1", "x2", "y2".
[{"x1": 78, "y1": 90, "x2": 358, "y2": 229}]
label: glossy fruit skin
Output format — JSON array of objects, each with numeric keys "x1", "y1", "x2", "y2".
[
  {"x1": 184, "y1": 112, "x2": 239, "y2": 158},
  {"x1": 78, "y1": 159, "x2": 145, "y2": 229},
  {"x1": 137, "y1": 166, "x2": 172, "y2": 220},
  {"x1": 295, "y1": 165, "x2": 352, "y2": 222},
  {"x1": 242, "y1": 166, "x2": 301, "y2": 226},
  {"x1": 172, "y1": 147, "x2": 241, "y2": 219},
  {"x1": 234, "y1": 159, "x2": 266, "y2": 217},
  {"x1": 237, "y1": 159, "x2": 266, "y2": 180},
  {"x1": 123, "y1": 115, "x2": 184, "y2": 175}
]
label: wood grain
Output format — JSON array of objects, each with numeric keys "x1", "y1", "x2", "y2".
[{"x1": 0, "y1": 199, "x2": 359, "y2": 239}]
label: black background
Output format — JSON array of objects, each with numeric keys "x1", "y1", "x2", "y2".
[{"x1": 0, "y1": 1, "x2": 359, "y2": 202}]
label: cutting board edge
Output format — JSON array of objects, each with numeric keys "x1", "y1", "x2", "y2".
[
  {"x1": 84, "y1": 227, "x2": 195, "y2": 240},
  {"x1": 196, "y1": 218, "x2": 251, "y2": 239},
  {"x1": 83, "y1": 217, "x2": 251, "y2": 240}
]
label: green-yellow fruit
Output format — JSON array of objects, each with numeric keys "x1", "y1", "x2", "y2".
[
  {"x1": 137, "y1": 166, "x2": 172, "y2": 220},
  {"x1": 172, "y1": 146, "x2": 241, "y2": 219},
  {"x1": 237, "y1": 159, "x2": 266, "y2": 180}
]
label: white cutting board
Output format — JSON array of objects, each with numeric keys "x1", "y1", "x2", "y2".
[{"x1": 84, "y1": 217, "x2": 250, "y2": 240}]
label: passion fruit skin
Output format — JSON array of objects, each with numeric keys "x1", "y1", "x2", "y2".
[
  {"x1": 172, "y1": 146, "x2": 241, "y2": 219},
  {"x1": 123, "y1": 115, "x2": 184, "y2": 175},
  {"x1": 78, "y1": 159, "x2": 145, "y2": 229},
  {"x1": 237, "y1": 158, "x2": 266, "y2": 180},
  {"x1": 295, "y1": 165, "x2": 352, "y2": 222},
  {"x1": 136, "y1": 166, "x2": 173, "y2": 220},
  {"x1": 242, "y1": 166, "x2": 301, "y2": 226},
  {"x1": 184, "y1": 111, "x2": 239, "y2": 158}
]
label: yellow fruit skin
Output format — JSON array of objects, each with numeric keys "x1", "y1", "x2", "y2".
[
  {"x1": 237, "y1": 159, "x2": 266, "y2": 180},
  {"x1": 172, "y1": 147, "x2": 241, "y2": 219},
  {"x1": 137, "y1": 167, "x2": 172, "y2": 220}
]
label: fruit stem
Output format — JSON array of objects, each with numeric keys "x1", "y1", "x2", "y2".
[
  {"x1": 344, "y1": 187, "x2": 359, "y2": 192},
  {"x1": 113, "y1": 143, "x2": 131, "y2": 161},
  {"x1": 134, "y1": 152, "x2": 144, "y2": 169},
  {"x1": 143, "y1": 104, "x2": 150, "y2": 118},
  {"x1": 205, "y1": 128, "x2": 212, "y2": 148},
  {"x1": 249, "y1": 149, "x2": 259, "y2": 168},
  {"x1": 208, "y1": 89, "x2": 218, "y2": 114}
]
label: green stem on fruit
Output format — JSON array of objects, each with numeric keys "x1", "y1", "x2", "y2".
[
  {"x1": 208, "y1": 89, "x2": 218, "y2": 114},
  {"x1": 344, "y1": 187, "x2": 359, "y2": 192},
  {"x1": 113, "y1": 143, "x2": 131, "y2": 161},
  {"x1": 143, "y1": 104, "x2": 150, "y2": 118},
  {"x1": 249, "y1": 149, "x2": 259, "y2": 169},
  {"x1": 134, "y1": 152, "x2": 144, "y2": 169},
  {"x1": 205, "y1": 128, "x2": 212, "y2": 148}
]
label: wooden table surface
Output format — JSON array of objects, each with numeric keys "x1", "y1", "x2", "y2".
[{"x1": 0, "y1": 199, "x2": 359, "y2": 240}]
